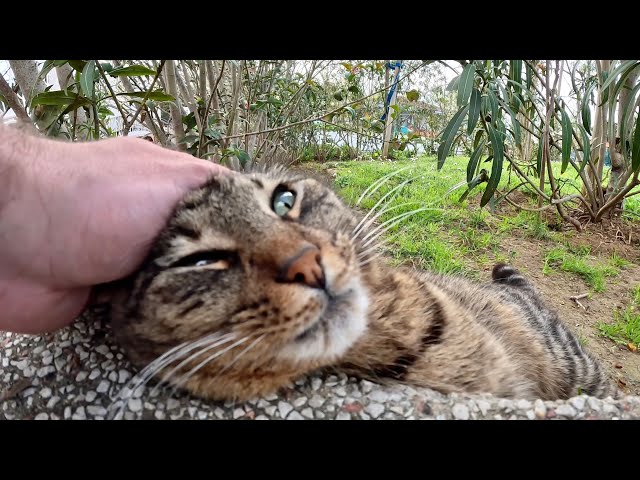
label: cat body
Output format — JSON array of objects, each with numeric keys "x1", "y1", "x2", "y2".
[{"x1": 109, "y1": 168, "x2": 618, "y2": 402}]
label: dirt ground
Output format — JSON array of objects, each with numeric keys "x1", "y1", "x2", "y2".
[{"x1": 473, "y1": 193, "x2": 640, "y2": 396}]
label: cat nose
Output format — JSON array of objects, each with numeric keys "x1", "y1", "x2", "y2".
[{"x1": 278, "y1": 245, "x2": 326, "y2": 290}]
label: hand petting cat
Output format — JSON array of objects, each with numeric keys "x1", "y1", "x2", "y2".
[{"x1": 0, "y1": 125, "x2": 229, "y2": 334}]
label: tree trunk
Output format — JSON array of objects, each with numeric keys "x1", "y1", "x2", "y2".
[
  {"x1": 165, "y1": 60, "x2": 187, "y2": 150},
  {"x1": 55, "y1": 64, "x2": 89, "y2": 140},
  {"x1": 0, "y1": 73, "x2": 31, "y2": 123},
  {"x1": 8, "y1": 60, "x2": 47, "y2": 105}
]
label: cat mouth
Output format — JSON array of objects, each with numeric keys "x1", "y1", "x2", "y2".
[
  {"x1": 292, "y1": 289, "x2": 349, "y2": 343},
  {"x1": 294, "y1": 318, "x2": 324, "y2": 342}
]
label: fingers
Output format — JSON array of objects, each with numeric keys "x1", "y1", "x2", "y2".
[{"x1": 0, "y1": 280, "x2": 90, "y2": 334}]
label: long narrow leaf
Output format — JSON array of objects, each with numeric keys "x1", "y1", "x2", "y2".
[
  {"x1": 80, "y1": 60, "x2": 96, "y2": 99},
  {"x1": 581, "y1": 81, "x2": 596, "y2": 134},
  {"x1": 575, "y1": 123, "x2": 591, "y2": 175},
  {"x1": 457, "y1": 63, "x2": 475, "y2": 107},
  {"x1": 467, "y1": 88, "x2": 481, "y2": 134},
  {"x1": 481, "y1": 123, "x2": 504, "y2": 207},
  {"x1": 560, "y1": 107, "x2": 573, "y2": 173},
  {"x1": 437, "y1": 105, "x2": 469, "y2": 169},
  {"x1": 467, "y1": 139, "x2": 486, "y2": 184},
  {"x1": 633, "y1": 113, "x2": 640, "y2": 172}
]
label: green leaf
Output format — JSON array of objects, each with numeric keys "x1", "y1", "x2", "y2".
[
  {"x1": 457, "y1": 63, "x2": 475, "y2": 107},
  {"x1": 560, "y1": 107, "x2": 572, "y2": 174},
  {"x1": 333, "y1": 91, "x2": 343, "y2": 101},
  {"x1": 486, "y1": 85, "x2": 498, "y2": 124},
  {"x1": 467, "y1": 88, "x2": 481, "y2": 135},
  {"x1": 182, "y1": 112, "x2": 197, "y2": 132},
  {"x1": 473, "y1": 129, "x2": 484, "y2": 149},
  {"x1": 31, "y1": 90, "x2": 92, "y2": 107},
  {"x1": 575, "y1": 123, "x2": 591, "y2": 175},
  {"x1": 619, "y1": 81, "x2": 640, "y2": 167},
  {"x1": 581, "y1": 81, "x2": 596, "y2": 134},
  {"x1": 437, "y1": 104, "x2": 469, "y2": 170},
  {"x1": 600, "y1": 60, "x2": 640, "y2": 96},
  {"x1": 68, "y1": 60, "x2": 88, "y2": 72},
  {"x1": 178, "y1": 134, "x2": 200, "y2": 145},
  {"x1": 204, "y1": 128, "x2": 223, "y2": 140},
  {"x1": 342, "y1": 106, "x2": 356, "y2": 119},
  {"x1": 526, "y1": 62, "x2": 533, "y2": 90},
  {"x1": 108, "y1": 65, "x2": 158, "y2": 77},
  {"x1": 348, "y1": 85, "x2": 359, "y2": 94},
  {"x1": 499, "y1": 100, "x2": 522, "y2": 150},
  {"x1": 80, "y1": 60, "x2": 96, "y2": 99},
  {"x1": 406, "y1": 89, "x2": 419, "y2": 102},
  {"x1": 118, "y1": 91, "x2": 175, "y2": 102},
  {"x1": 446, "y1": 74, "x2": 460, "y2": 92},
  {"x1": 235, "y1": 149, "x2": 251, "y2": 167},
  {"x1": 509, "y1": 60, "x2": 522, "y2": 96},
  {"x1": 98, "y1": 106, "x2": 114, "y2": 116},
  {"x1": 467, "y1": 139, "x2": 486, "y2": 184},
  {"x1": 536, "y1": 139, "x2": 543, "y2": 178},
  {"x1": 481, "y1": 123, "x2": 504, "y2": 207},
  {"x1": 633, "y1": 112, "x2": 640, "y2": 172}
]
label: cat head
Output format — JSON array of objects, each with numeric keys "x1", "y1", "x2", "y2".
[{"x1": 109, "y1": 167, "x2": 370, "y2": 401}]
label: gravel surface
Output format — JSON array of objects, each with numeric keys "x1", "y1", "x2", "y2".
[{"x1": 2, "y1": 307, "x2": 640, "y2": 420}]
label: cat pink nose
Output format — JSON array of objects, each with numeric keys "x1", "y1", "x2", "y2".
[{"x1": 279, "y1": 245, "x2": 325, "y2": 289}]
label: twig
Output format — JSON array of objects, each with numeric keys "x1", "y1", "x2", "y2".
[
  {"x1": 570, "y1": 293, "x2": 589, "y2": 311},
  {"x1": 0, "y1": 73, "x2": 31, "y2": 122},
  {"x1": 95, "y1": 61, "x2": 128, "y2": 127},
  {"x1": 570, "y1": 293, "x2": 589, "y2": 301},
  {"x1": 123, "y1": 60, "x2": 166, "y2": 135},
  {"x1": 197, "y1": 60, "x2": 226, "y2": 159},
  {"x1": 217, "y1": 60, "x2": 430, "y2": 143}
]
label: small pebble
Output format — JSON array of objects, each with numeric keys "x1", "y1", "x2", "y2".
[
  {"x1": 452, "y1": 403, "x2": 470, "y2": 420},
  {"x1": 278, "y1": 402, "x2": 293, "y2": 419}
]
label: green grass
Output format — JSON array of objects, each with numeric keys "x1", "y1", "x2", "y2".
[
  {"x1": 328, "y1": 155, "x2": 504, "y2": 276},
  {"x1": 314, "y1": 154, "x2": 639, "y2": 283},
  {"x1": 542, "y1": 245, "x2": 621, "y2": 292},
  {"x1": 598, "y1": 285, "x2": 640, "y2": 346}
]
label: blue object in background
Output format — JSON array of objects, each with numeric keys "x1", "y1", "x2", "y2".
[
  {"x1": 400, "y1": 126, "x2": 409, "y2": 135},
  {"x1": 604, "y1": 149, "x2": 611, "y2": 167}
]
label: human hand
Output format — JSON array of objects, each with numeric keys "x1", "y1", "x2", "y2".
[{"x1": 0, "y1": 129, "x2": 229, "y2": 334}]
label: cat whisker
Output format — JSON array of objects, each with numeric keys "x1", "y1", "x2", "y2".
[
  {"x1": 352, "y1": 201, "x2": 420, "y2": 243},
  {"x1": 169, "y1": 335, "x2": 253, "y2": 396},
  {"x1": 216, "y1": 334, "x2": 265, "y2": 377},
  {"x1": 355, "y1": 166, "x2": 412, "y2": 206},
  {"x1": 109, "y1": 331, "x2": 234, "y2": 419},
  {"x1": 359, "y1": 207, "x2": 437, "y2": 250},
  {"x1": 352, "y1": 178, "x2": 413, "y2": 238},
  {"x1": 148, "y1": 333, "x2": 238, "y2": 397}
]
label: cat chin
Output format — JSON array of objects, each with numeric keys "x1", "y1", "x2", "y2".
[{"x1": 276, "y1": 280, "x2": 369, "y2": 363}]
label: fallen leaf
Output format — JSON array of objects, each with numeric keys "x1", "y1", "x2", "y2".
[
  {"x1": 614, "y1": 363, "x2": 623, "y2": 369},
  {"x1": 242, "y1": 410, "x2": 256, "y2": 420},
  {"x1": 617, "y1": 378, "x2": 627, "y2": 387},
  {"x1": 627, "y1": 343, "x2": 637, "y2": 353},
  {"x1": 342, "y1": 402, "x2": 363, "y2": 413},
  {"x1": 0, "y1": 378, "x2": 32, "y2": 402}
]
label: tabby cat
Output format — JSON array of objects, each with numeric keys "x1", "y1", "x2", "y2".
[{"x1": 109, "y1": 167, "x2": 619, "y2": 403}]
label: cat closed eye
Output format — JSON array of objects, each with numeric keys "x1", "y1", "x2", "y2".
[
  {"x1": 272, "y1": 188, "x2": 296, "y2": 217},
  {"x1": 169, "y1": 251, "x2": 236, "y2": 269}
]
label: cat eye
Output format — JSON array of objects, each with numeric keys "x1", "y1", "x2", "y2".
[
  {"x1": 169, "y1": 250, "x2": 237, "y2": 269},
  {"x1": 272, "y1": 188, "x2": 296, "y2": 217}
]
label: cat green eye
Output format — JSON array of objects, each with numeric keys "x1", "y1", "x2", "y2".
[{"x1": 272, "y1": 189, "x2": 296, "y2": 217}]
